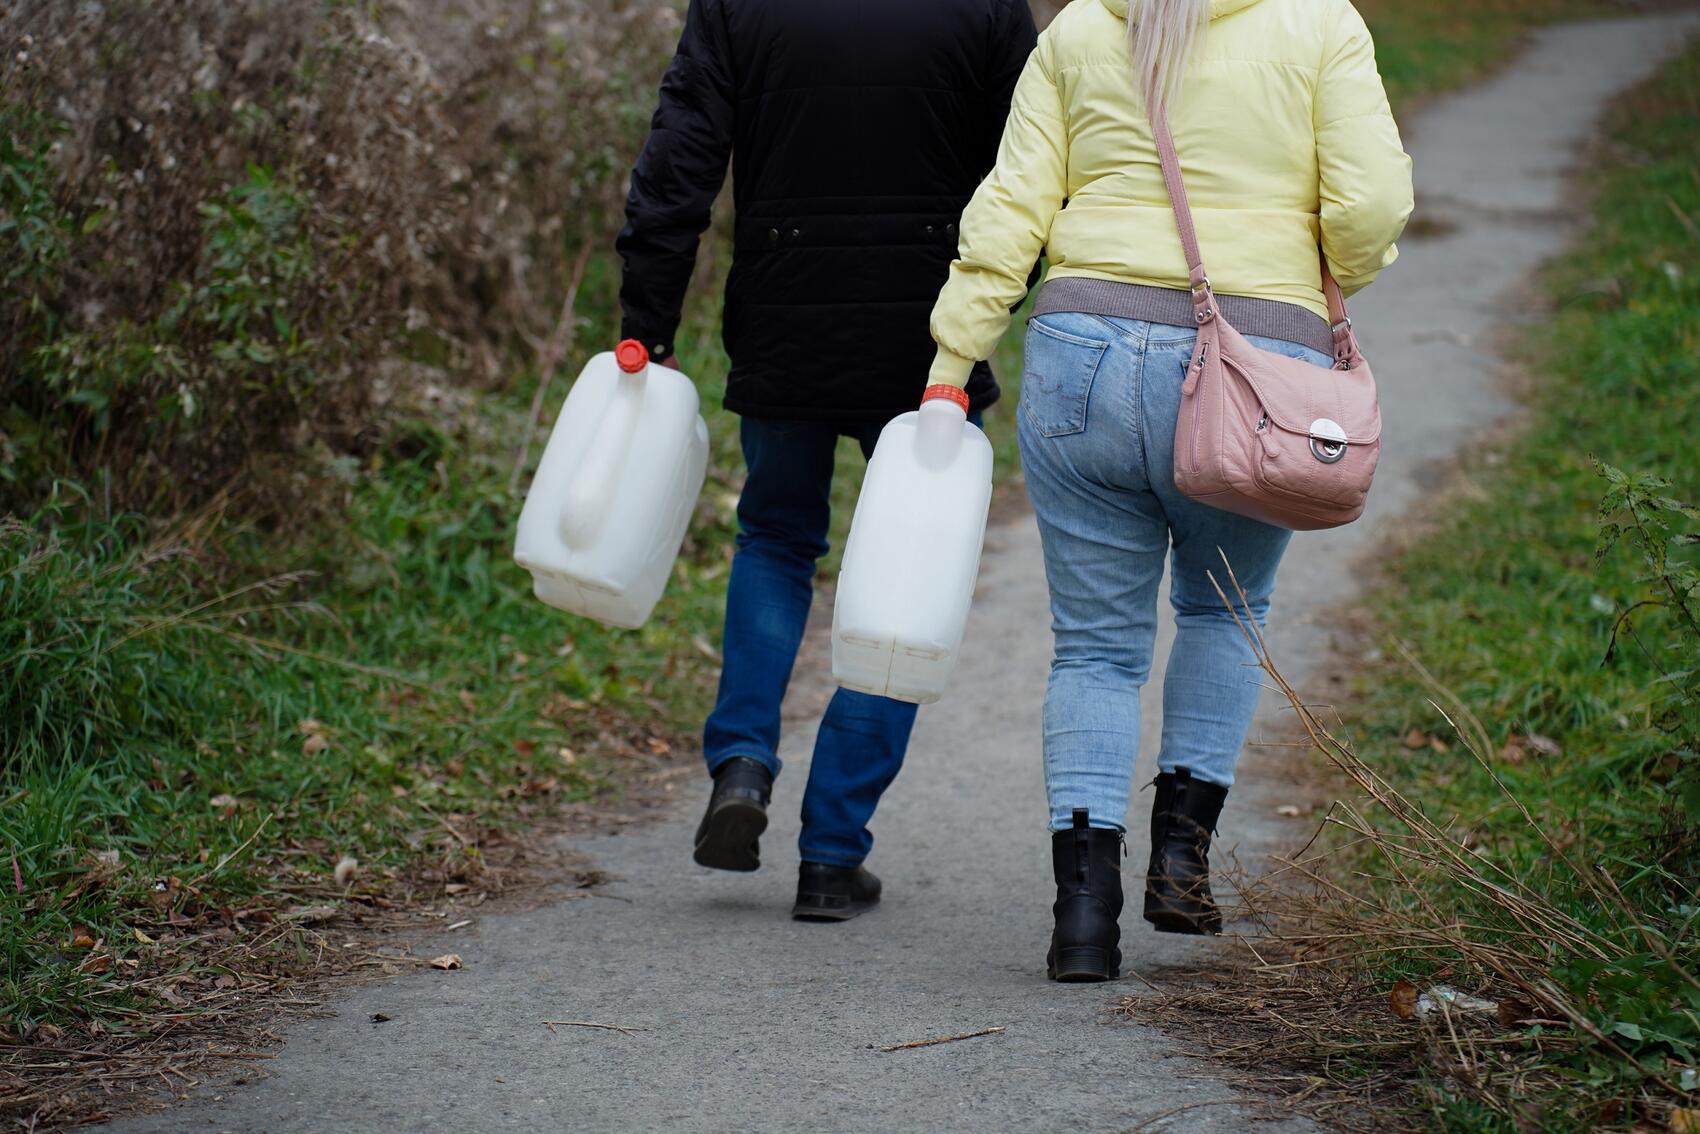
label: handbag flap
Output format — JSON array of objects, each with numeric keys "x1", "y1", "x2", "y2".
[{"x1": 1215, "y1": 329, "x2": 1383, "y2": 445}]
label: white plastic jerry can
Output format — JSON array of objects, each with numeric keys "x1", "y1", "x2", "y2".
[
  {"x1": 514, "y1": 340, "x2": 709, "y2": 629},
  {"x1": 832, "y1": 384, "x2": 994, "y2": 704}
]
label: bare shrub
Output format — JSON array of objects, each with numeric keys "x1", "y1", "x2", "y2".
[{"x1": 0, "y1": 0, "x2": 677, "y2": 513}]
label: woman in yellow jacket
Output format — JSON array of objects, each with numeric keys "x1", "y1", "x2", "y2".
[{"x1": 927, "y1": 0, "x2": 1411, "y2": 981}]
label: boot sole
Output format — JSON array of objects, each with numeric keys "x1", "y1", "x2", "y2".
[
  {"x1": 692, "y1": 797, "x2": 767, "y2": 872},
  {"x1": 790, "y1": 894, "x2": 878, "y2": 922},
  {"x1": 1143, "y1": 898, "x2": 1221, "y2": 936},
  {"x1": 1048, "y1": 946, "x2": 1119, "y2": 982}
]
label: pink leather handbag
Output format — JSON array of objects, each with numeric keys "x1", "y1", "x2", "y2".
[{"x1": 1153, "y1": 108, "x2": 1381, "y2": 531}]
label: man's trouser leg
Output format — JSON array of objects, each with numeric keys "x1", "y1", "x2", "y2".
[
  {"x1": 702, "y1": 418, "x2": 839, "y2": 779},
  {"x1": 796, "y1": 421, "x2": 920, "y2": 867}
]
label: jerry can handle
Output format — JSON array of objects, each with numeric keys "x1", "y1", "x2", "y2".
[
  {"x1": 560, "y1": 340, "x2": 648, "y2": 546},
  {"x1": 915, "y1": 383, "x2": 969, "y2": 470}
]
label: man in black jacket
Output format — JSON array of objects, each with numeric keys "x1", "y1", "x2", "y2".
[{"x1": 618, "y1": 0, "x2": 1036, "y2": 920}]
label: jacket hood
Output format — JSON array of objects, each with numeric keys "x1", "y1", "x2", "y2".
[{"x1": 1099, "y1": 0, "x2": 1263, "y2": 21}]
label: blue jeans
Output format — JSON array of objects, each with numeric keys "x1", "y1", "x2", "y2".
[
  {"x1": 1017, "y1": 312, "x2": 1332, "y2": 833},
  {"x1": 703, "y1": 415, "x2": 948, "y2": 868}
]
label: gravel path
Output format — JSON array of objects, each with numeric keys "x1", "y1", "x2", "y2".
[{"x1": 107, "y1": 15, "x2": 1698, "y2": 1132}]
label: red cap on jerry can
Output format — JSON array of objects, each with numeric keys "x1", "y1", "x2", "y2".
[
  {"x1": 921, "y1": 384, "x2": 971, "y2": 412},
  {"x1": 615, "y1": 339, "x2": 649, "y2": 374}
]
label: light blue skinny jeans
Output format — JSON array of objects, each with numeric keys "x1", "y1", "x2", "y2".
[{"x1": 1016, "y1": 311, "x2": 1333, "y2": 833}]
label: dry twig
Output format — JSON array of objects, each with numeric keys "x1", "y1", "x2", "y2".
[
  {"x1": 877, "y1": 1026, "x2": 1005, "y2": 1052},
  {"x1": 542, "y1": 1020, "x2": 638, "y2": 1038}
]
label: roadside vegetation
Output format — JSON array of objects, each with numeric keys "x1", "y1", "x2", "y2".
[
  {"x1": 1125, "y1": 32, "x2": 1700, "y2": 1133},
  {"x1": 0, "y1": 0, "x2": 1661, "y2": 1127},
  {"x1": 1, "y1": 3, "x2": 725, "y2": 1120},
  {"x1": 1329, "y1": 37, "x2": 1699, "y2": 1127}
]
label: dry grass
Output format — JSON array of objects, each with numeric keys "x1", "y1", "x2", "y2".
[{"x1": 1114, "y1": 558, "x2": 1700, "y2": 1130}]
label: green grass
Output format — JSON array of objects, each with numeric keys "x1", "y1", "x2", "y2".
[
  {"x1": 1358, "y1": 0, "x2": 1614, "y2": 109},
  {"x1": 1320, "y1": 34, "x2": 1700, "y2": 1129},
  {"x1": 0, "y1": 0, "x2": 1626, "y2": 1050},
  {"x1": 0, "y1": 415, "x2": 725, "y2": 1033}
]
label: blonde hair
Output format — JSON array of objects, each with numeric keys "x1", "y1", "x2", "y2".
[{"x1": 1129, "y1": 0, "x2": 1209, "y2": 112}]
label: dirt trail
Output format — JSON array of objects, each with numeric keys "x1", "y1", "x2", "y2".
[{"x1": 106, "y1": 14, "x2": 1698, "y2": 1132}]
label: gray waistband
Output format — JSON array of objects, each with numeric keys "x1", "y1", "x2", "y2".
[{"x1": 1032, "y1": 277, "x2": 1334, "y2": 357}]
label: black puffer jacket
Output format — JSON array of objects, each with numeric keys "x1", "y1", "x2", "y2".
[{"x1": 617, "y1": 0, "x2": 1037, "y2": 423}]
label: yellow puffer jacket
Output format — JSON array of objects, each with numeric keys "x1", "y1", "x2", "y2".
[{"x1": 929, "y1": 0, "x2": 1413, "y2": 387}]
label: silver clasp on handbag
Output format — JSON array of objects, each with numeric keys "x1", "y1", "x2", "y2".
[{"x1": 1309, "y1": 418, "x2": 1348, "y2": 464}]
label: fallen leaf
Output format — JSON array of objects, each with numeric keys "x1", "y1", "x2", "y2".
[
  {"x1": 303, "y1": 733, "x2": 330, "y2": 757},
  {"x1": 209, "y1": 793, "x2": 239, "y2": 810},
  {"x1": 89, "y1": 848, "x2": 121, "y2": 876},
  {"x1": 444, "y1": 882, "x2": 470, "y2": 895},
  {"x1": 214, "y1": 973, "x2": 238, "y2": 990},
  {"x1": 1401, "y1": 728, "x2": 1431, "y2": 750},
  {"x1": 1497, "y1": 998, "x2": 1537, "y2": 1029},
  {"x1": 148, "y1": 878, "x2": 181, "y2": 913},
  {"x1": 1670, "y1": 1109, "x2": 1700, "y2": 1134},
  {"x1": 1388, "y1": 979, "x2": 1419, "y2": 1020},
  {"x1": 390, "y1": 784, "x2": 410, "y2": 798},
  {"x1": 1498, "y1": 736, "x2": 1527, "y2": 765},
  {"x1": 513, "y1": 739, "x2": 535, "y2": 758},
  {"x1": 371, "y1": 1013, "x2": 393, "y2": 1023},
  {"x1": 297, "y1": 718, "x2": 323, "y2": 736},
  {"x1": 1275, "y1": 804, "x2": 1303, "y2": 817},
  {"x1": 133, "y1": 928, "x2": 154, "y2": 945},
  {"x1": 1525, "y1": 733, "x2": 1562, "y2": 757},
  {"x1": 334, "y1": 856, "x2": 359, "y2": 888},
  {"x1": 79, "y1": 952, "x2": 112, "y2": 975},
  {"x1": 70, "y1": 927, "x2": 96, "y2": 949},
  {"x1": 429, "y1": 953, "x2": 462, "y2": 970},
  {"x1": 558, "y1": 747, "x2": 577, "y2": 765}
]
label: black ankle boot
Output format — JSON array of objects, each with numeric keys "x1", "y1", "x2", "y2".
[
  {"x1": 1143, "y1": 767, "x2": 1229, "y2": 935},
  {"x1": 792, "y1": 862, "x2": 882, "y2": 921},
  {"x1": 693, "y1": 757, "x2": 771, "y2": 872},
  {"x1": 1047, "y1": 809, "x2": 1124, "y2": 982}
]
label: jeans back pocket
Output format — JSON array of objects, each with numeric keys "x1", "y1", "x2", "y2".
[{"x1": 1021, "y1": 316, "x2": 1109, "y2": 438}]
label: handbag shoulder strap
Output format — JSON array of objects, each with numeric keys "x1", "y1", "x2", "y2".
[
  {"x1": 1150, "y1": 109, "x2": 1212, "y2": 315},
  {"x1": 1151, "y1": 106, "x2": 1358, "y2": 361}
]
